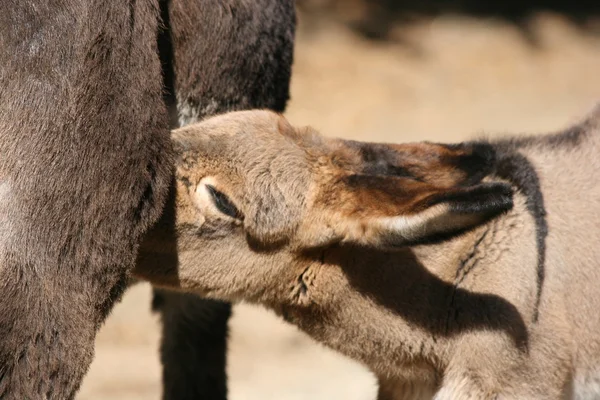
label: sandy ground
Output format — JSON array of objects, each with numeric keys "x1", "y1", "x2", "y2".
[{"x1": 78, "y1": 11, "x2": 600, "y2": 400}]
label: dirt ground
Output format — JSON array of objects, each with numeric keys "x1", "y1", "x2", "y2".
[{"x1": 78, "y1": 10, "x2": 600, "y2": 400}]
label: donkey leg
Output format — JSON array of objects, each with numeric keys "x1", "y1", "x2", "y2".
[{"x1": 154, "y1": 290, "x2": 231, "y2": 400}]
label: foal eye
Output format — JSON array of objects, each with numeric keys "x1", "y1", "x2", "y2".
[{"x1": 205, "y1": 185, "x2": 242, "y2": 219}]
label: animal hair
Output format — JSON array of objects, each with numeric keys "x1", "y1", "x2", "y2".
[{"x1": 137, "y1": 104, "x2": 600, "y2": 399}]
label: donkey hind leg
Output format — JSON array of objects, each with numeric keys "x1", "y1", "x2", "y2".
[{"x1": 153, "y1": 290, "x2": 231, "y2": 400}]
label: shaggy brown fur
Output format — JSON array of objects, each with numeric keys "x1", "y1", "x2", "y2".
[
  {"x1": 1, "y1": 0, "x2": 294, "y2": 398},
  {"x1": 150, "y1": 1, "x2": 296, "y2": 399},
  {"x1": 169, "y1": 0, "x2": 295, "y2": 125},
  {"x1": 136, "y1": 106, "x2": 600, "y2": 399},
  {"x1": 0, "y1": 1, "x2": 172, "y2": 398}
]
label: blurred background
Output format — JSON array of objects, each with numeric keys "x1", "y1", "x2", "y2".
[{"x1": 78, "y1": 1, "x2": 600, "y2": 399}]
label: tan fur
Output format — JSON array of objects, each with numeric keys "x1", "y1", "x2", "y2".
[{"x1": 136, "y1": 107, "x2": 600, "y2": 399}]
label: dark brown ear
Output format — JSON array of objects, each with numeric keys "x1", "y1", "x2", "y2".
[
  {"x1": 295, "y1": 170, "x2": 513, "y2": 249},
  {"x1": 344, "y1": 140, "x2": 498, "y2": 188}
]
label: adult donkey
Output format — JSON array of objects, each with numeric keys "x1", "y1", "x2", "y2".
[{"x1": 0, "y1": 0, "x2": 294, "y2": 398}]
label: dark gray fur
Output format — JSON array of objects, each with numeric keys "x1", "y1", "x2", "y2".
[
  {"x1": 0, "y1": 1, "x2": 172, "y2": 398},
  {"x1": 0, "y1": 0, "x2": 294, "y2": 398},
  {"x1": 153, "y1": 290, "x2": 232, "y2": 400}
]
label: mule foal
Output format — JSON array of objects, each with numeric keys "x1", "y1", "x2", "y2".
[{"x1": 137, "y1": 107, "x2": 600, "y2": 399}]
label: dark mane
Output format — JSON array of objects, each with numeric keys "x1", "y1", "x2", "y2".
[{"x1": 481, "y1": 106, "x2": 600, "y2": 322}]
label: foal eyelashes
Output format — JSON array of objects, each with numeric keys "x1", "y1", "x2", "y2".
[{"x1": 205, "y1": 184, "x2": 242, "y2": 219}]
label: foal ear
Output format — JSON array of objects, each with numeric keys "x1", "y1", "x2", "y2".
[
  {"x1": 296, "y1": 174, "x2": 513, "y2": 249},
  {"x1": 346, "y1": 140, "x2": 498, "y2": 188}
]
